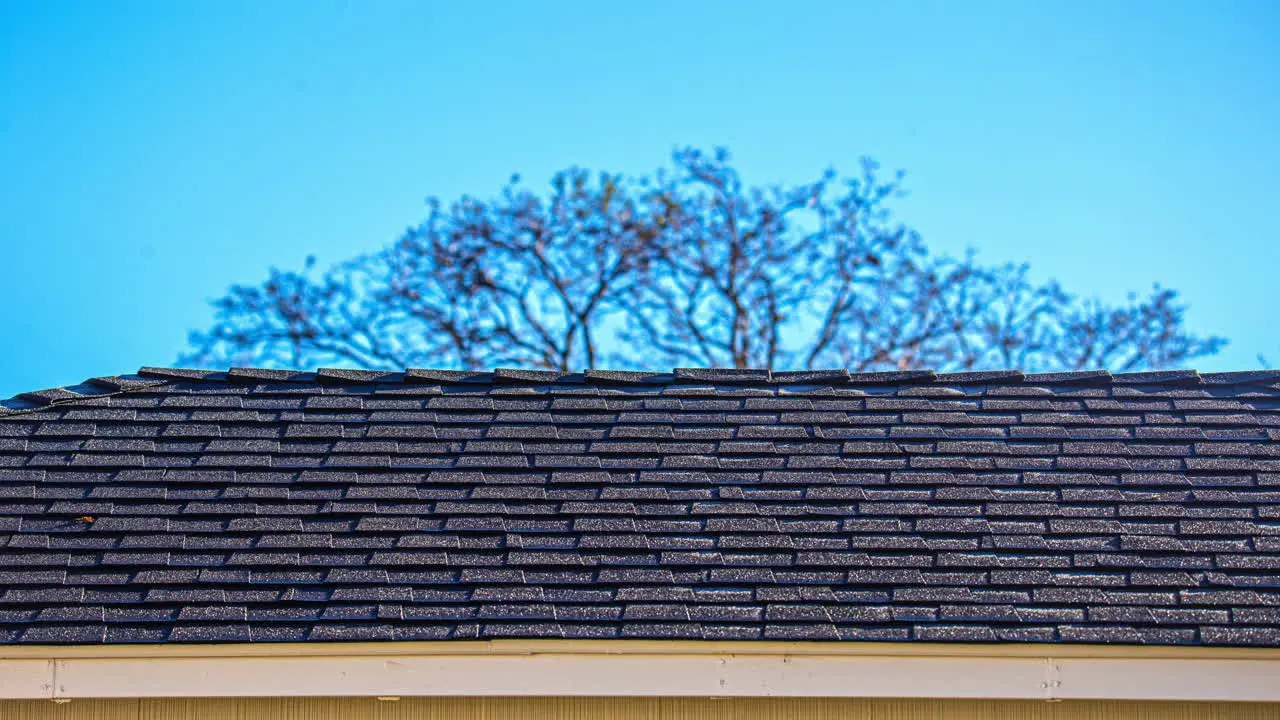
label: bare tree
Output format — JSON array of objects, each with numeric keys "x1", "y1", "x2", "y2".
[{"x1": 184, "y1": 147, "x2": 1225, "y2": 372}]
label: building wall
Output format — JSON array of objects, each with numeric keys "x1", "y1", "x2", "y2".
[{"x1": 3, "y1": 697, "x2": 1280, "y2": 720}]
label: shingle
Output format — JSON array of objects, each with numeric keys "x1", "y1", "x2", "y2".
[
  {"x1": 935, "y1": 371, "x2": 1024, "y2": 384},
  {"x1": 619, "y1": 622, "x2": 702, "y2": 639},
  {"x1": 846, "y1": 371, "x2": 936, "y2": 385},
  {"x1": 1023, "y1": 371, "x2": 1111, "y2": 384},
  {"x1": 1111, "y1": 370, "x2": 1201, "y2": 385},
  {"x1": 670, "y1": 368, "x2": 770, "y2": 385},
  {"x1": 316, "y1": 368, "x2": 397, "y2": 384},
  {"x1": 305, "y1": 623, "x2": 395, "y2": 641},
  {"x1": 493, "y1": 368, "x2": 578, "y2": 384},
  {"x1": 137, "y1": 367, "x2": 222, "y2": 381},
  {"x1": 771, "y1": 370, "x2": 851, "y2": 384},
  {"x1": 584, "y1": 370, "x2": 671, "y2": 385},
  {"x1": 20, "y1": 625, "x2": 106, "y2": 643},
  {"x1": 1201, "y1": 371, "x2": 1280, "y2": 385},
  {"x1": 913, "y1": 625, "x2": 997, "y2": 642}
]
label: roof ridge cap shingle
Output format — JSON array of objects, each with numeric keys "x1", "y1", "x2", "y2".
[
  {"x1": 1, "y1": 374, "x2": 172, "y2": 416},
  {"x1": 4, "y1": 365, "x2": 1278, "y2": 416}
]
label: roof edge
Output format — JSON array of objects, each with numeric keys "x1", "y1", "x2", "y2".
[
  {"x1": 5, "y1": 638, "x2": 1280, "y2": 661},
  {"x1": 5, "y1": 640, "x2": 1280, "y2": 702}
]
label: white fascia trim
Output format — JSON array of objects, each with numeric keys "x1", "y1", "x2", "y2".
[{"x1": 3, "y1": 650, "x2": 1280, "y2": 702}]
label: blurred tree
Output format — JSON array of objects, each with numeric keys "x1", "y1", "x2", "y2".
[{"x1": 184, "y1": 148, "x2": 1225, "y2": 372}]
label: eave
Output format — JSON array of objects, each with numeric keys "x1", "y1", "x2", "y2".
[{"x1": 3, "y1": 640, "x2": 1280, "y2": 702}]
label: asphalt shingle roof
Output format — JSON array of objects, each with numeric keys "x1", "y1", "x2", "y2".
[{"x1": 2, "y1": 366, "x2": 1280, "y2": 646}]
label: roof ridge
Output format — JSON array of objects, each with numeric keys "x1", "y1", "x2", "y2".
[
  {"x1": 0, "y1": 373, "x2": 173, "y2": 416},
  {"x1": 3, "y1": 365, "x2": 1279, "y2": 417}
]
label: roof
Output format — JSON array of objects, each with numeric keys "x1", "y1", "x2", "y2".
[{"x1": 1, "y1": 366, "x2": 1279, "y2": 647}]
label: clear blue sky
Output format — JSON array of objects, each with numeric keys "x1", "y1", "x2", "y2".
[{"x1": 1, "y1": 0, "x2": 1277, "y2": 398}]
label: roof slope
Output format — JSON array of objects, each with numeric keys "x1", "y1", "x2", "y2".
[{"x1": 1, "y1": 367, "x2": 1280, "y2": 646}]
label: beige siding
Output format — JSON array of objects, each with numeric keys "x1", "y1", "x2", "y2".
[{"x1": 3, "y1": 697, "x2": 1279, "y2": 719}]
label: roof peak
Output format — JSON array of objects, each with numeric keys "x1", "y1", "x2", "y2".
[
  {"x1": 3, "y1": 366, "x2": 1279, "y2": 416},
  {"x1": 135, "y1": 366, "x2": 1280, "y2": 388}
]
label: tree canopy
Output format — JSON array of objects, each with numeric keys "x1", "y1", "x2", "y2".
[{"x1": 185, "y1": 148, "x2": 1225, "y2": 372}]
